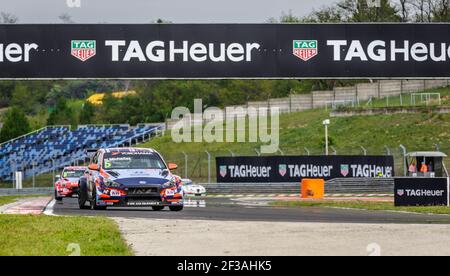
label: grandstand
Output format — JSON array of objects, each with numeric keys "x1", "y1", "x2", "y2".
[{"x1": 0, "y1": 124, "x2": 164, "y2": 181}]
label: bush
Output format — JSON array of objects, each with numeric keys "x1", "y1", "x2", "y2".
[{"x1": 0, "y1": 107, "x2": 31, "y2": 142}]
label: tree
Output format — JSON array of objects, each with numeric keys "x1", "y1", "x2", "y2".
[
  {"x1": 79, "y1": 101, "x2": 95, "y2": 124},
  {"x1": 154, "y1": 18, "x2": 172, "y2": 24},
  {"x1": 47, "y1": 98, "x2": 77, "y2": 126},
  {"x1": 430, "y1": 0, "x2": 450, "y2": 21},
  {"x1": 0, "y1": 81, "x2": 16, "y2": 108},
  {"x1": 0, "y1": 12, "x2": 18, "y2": 24},
  {"x1": 10, "y1": 84, "x2": 34, "y2": 113},
  {"x1": 59, "y1": 13, "x2": 74, "y2": 24},
  {"x1": 397, "y1": 0, "x2": 411, "y2": 21},
  {"x1": 0, "y1": 107, "x2": 31, "y2": 142},
  {"x1": 297, "y1": 0, "x2": 401, "y2": 22}
]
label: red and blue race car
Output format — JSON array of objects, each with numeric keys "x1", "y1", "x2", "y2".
[
  {"x1": 54, "y1": 166, "x2": 87, "y2": 201},
  {"x1": 78, "y1": 148, "x2": 184, "y2": 211}
]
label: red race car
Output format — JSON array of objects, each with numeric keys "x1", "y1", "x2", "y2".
[{"x1": 54, "y1": 166, "x2": 87, "y2": 201}]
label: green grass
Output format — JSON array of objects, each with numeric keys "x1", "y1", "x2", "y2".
[
  {"x1": 270, "y1": 200, "x2": 450, "y2": 215},
  {"x1": 336, "y1": 86, "x2": 450, "y2": 110},
  {"x1": 0, "y1": 196, "x2": 24, "y2": 206},
  {"x1": 0, "y1": 215, "x2": 132, "y2": 256},
  {"x1": 0, "y1": 195, "x2": 50, "y2": 207},
  {"x1": 141, "y1": 89, "x2": 450, "y2": 182}
]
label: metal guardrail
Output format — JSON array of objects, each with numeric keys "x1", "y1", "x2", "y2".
[
  {"x1": 202, "y1": 178, "x2": 395, "y2": 194},
  {"x1": 0, "y1": 187, "x2": 52, "y2": 196},
  {"x1": 0, "y1": 178, "x2": 395, "y2": 196}
]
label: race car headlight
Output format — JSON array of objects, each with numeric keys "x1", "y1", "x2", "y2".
[{"x1": 103, "y1": 180, "x2": 121, "y2": 188}]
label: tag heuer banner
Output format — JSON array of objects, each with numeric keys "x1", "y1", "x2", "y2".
[
  {"x1": 5, "y1": 24, "x2": 450, "y2": 79},
  {"x1": 216, "y1": 155, "x2": 394, "y2": 183},
  {"x1": 394, "y1": 177, "x2": 449, "y2": 206}
]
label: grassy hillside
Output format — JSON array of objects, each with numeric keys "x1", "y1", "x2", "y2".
[{"x1": 141, "y1": 99, "x2": 450, "y2": 182}]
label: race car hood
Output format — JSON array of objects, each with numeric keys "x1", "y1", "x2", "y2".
[
  {"x1": 61, "y1": 178, "x2": 80, "y2": 185},
  {"x1": 103, "y1": 169, "x2": 172, "y2": 186}
]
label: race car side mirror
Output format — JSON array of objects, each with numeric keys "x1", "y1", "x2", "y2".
[
  {"x1": 88, "y1": 164, "x2": 100, "y2": 171},
  {"x1": 168, "y1": 163, "x2": 178, "y2": 170}
]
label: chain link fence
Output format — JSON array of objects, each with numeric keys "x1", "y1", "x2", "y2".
[
  {"x1": 1, "y1": 144, "x2": 447, "y2": 190},
  {"x1": 163, "y1": 144, "x2": 449, "y2": 184}
]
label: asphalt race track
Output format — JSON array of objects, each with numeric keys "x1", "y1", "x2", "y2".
[{"x1": 53, "y1": 197, "x2": 450, "y2": 224}]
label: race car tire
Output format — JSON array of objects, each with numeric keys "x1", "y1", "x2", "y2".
[
  {"x1": 91, "y1": 188, "x2": 107, "y2": 210},
  {"x1": 169, "y1": 206, "x2": 183, "y2": 212},
  {"x1": 78, "y1": 182, "x2": 90, "y2": 209},
  {"x1": 54, "y1": 190, "x2": 63, "y2": 201},
  {"x1": 152, "y1": 206, "x2": 164, "y2": 211}
]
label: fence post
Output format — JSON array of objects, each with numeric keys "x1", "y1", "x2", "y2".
[
  {"x1": 434, "y1": 143, "x2": 440, "y2": 151},
  {"x1": 52, "y1": 158, "x2": 55, "y2": 185},
  {"x1": 10, "y1": 158, "x2": 15, "y2": 188},
  {"x1": 289, "y1": 93, "x2": 292, "y2": 113},
  {"x1": 330, "y1": 146, "x2": 337, "y2": 155},
  {"x1": 400, "y1": 144, "x2": 407, "y2": 176},
  {"x1": 181, "y1": 151, "x2": 188, "y2": 179},
  {"x1": 304, "y1": 147, "x2": 310, "y2": 156},
  {"x1": 205, "y1": 150, "x2": 211, "y2": 184},
  {"x1": 384, "y1": 145, "x2": 391, "y2": 156},
  {"x1": 32, "y1": 161, "x2": 36, "y2": 189},
  {"x1": 360, "y1": 146, "x2": 367, "y2": 156},
  {"x1": 377, "y1": 81, "x2": 381, "y2": 98}
]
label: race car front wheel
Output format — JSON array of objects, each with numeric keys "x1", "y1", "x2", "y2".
[
  {"x1": 54, "y1": 190, "x2": 63, "y2": 201},
  {"x1": 78, "y1": 183, "x2": 90, "y2": 209},
  {"x1": 169, "y1": 206, "x2": 183, "y2": 212},
  {"x1": 91, "y1": 188, "x2": 107, "y2": 210}
]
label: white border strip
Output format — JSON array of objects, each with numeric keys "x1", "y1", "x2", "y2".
[{"x1": 43, "y1": 199, "x2": 57, "y2": 216}]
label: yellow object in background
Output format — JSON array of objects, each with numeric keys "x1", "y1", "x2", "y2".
[
  {"x1": 301, "y1": 179, "x2": 325, "y2": 199},
  {"x1": 87, "y1": 91, "x2": 137, "y2": 105}
]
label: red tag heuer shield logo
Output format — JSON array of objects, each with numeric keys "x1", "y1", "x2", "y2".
[
  {"x1": 293, "y1": 40, "x2": 318, "y2": 61},
  {"x1": 71, "y1": 40, "x2": 96, "y2": 62}
]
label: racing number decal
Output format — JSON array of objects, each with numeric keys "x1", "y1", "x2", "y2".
[{"x1": 104, "y1": 160, "x2": 112, "y2": 169}]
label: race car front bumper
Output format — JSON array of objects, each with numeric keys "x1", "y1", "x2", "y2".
[{"x1": 96, "y1": 185, "x2": 183, "y2": 207}]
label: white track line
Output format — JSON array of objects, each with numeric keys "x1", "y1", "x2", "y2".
[{"x1": 43, "y1": 199, "x2": 57, "y2": 216}]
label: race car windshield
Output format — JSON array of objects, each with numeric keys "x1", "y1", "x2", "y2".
[
  {"x1": 63, "y1": 170, "x2": 84, "y2": 178},
  {"x1": 103, "y1": 153, "x2": 166, "y2": 170}
]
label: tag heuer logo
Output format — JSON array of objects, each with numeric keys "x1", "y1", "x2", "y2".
[
  {"x1": 340, "y1": 164, "x2": 349, "y2": 177},
  {"x1": 279, "y1": 164, "x2": 287, "y2": 177},
  {"x1": 293, "y1": 40, "x2": 318, "y2": 61},
  {"x1": 397, "y1": 189, "x2": 404, "y2": 196},
  {"x1": 219, "y1": 166, "x2": 227, "y2": 178},
  {"x1": 71, "y1": 40, "x2": 96, "y2": 62}
]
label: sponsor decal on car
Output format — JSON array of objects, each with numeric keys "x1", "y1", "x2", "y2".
[{"x1": 165, "y1": 189, "x2": 175, "y2": 196}]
